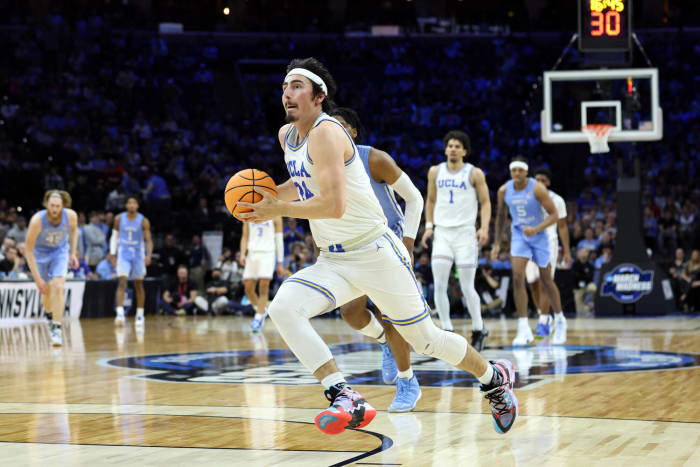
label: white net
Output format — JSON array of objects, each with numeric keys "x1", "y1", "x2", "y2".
[{"x1": 582, "y1": 124, "x2": 614, "y2": 154}]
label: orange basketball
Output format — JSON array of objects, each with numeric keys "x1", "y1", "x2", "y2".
[{"x1": 224, "y1": 169, "x2": 278, "y2": 221}]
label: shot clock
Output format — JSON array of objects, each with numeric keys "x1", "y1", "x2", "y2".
[{"x1": 578, "y1": 0, "x2": 632, "y2": 52}]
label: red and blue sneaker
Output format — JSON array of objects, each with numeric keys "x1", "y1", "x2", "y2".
[
  {"x1": 481, "y1": 359, "x2": 519, "y2": 434},
  {"x1": 314, "y1": 384, "x2": 377, "y2": 435}
]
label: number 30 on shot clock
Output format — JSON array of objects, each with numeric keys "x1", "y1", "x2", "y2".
[{"x1": 578, "y1": 0, "x2": 632, "y2": 52}]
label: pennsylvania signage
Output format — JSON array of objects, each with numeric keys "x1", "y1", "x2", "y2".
[{"x1": 0, "y1": 281, "x2": 85, "y2": 319}]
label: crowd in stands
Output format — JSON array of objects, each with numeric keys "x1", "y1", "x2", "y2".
[{"x1": 0, "y1": 13, "x2": 698, "y2": 313}]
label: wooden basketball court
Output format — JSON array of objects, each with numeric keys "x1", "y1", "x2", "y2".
[{"x1": 1, "y1": 315, "x2": 699, "y2": 466}]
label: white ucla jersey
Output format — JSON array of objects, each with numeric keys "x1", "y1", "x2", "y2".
[
  {"x1": 543, "y1": 189, "x2": 567, "y2": 241},
  {"x1": 434, "y1": 162, "x2": 478, "y2": 228},
  {"x1": 284, "y1": 113, "x2": 386, "y2": 249},
  {"x1": 247, "y1": 219, "x2": 275, "y2": 252}
]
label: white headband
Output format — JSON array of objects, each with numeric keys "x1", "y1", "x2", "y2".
[
  {"x1": 509, "y1": 161, "x2": 529, "y2": 171},
  {"x1": 285, "y1": 68, "x2": 328, "y2": 95},
  {"x1": 48, "y1": 192, "x2": 63, "y2": 200}
]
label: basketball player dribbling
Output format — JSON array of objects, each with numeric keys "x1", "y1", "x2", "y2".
[
  {"x1": 112, "y1": 196, "x2": 153, "y2": 327},
  {"x1": 421, "y1": 130, "x2": 491, "y2": 350},
  {"x1": 238, "y1": 57, "x2": 518, "y2": 435},
  {"x1": 329, "y1": 107, "x2": 423, "y2": 412},
  {"x1": 24, "y1": 190, "x2": 79, "y2": 346},
  {"x1": 524, "y1": 168, "x2": 570, "y2": 344},
  {"x1": 492, "y1": 157, "x2": 567, "y2": 346},
  {"x1": 239, "y1": 216, "x2": 284, "y2": 331}
]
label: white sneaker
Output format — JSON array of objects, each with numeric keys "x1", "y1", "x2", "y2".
[
  {"x1": 50, "y1": 326, "x2": 63, "y2": 347},
  {"x1": 135, "y1": 315, "x2": 145, "y2": 327},
  {"x1": 115, "y1": 314, "x2": 126, "y2": 326},
  {"x1": 512, "y1": 324, "x2": 534, "y2": 346},
  {"x1": 552, "y1": 315, "x2": 567, "y2": 345}
]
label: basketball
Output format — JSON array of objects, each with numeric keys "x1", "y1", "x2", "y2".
[{"x1": 224, "y1": 169, "x2": 278, "y2": 221}]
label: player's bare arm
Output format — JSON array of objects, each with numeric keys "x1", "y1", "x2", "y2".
[
  {"x1": 274, "y1": 216, "x2": 286, "y2": 276},
  {"x1": 558, "y1": 217, "x2": 572, "y2": 266},
  {"x1": 24, "y1": 214, "x2": 47, "y2": 294},
  {"x1": 523, "y1": 182, "x2": 557, "y2": 237},
  {"x1": 492, "y1": 184, "x2": 508, "y2": 259},
  {"x1": 67, "y1": 208, "x2": 79, "y2": 269},
  {"x1": 143, "y1": 217, "x2": 153, "y2": 266},
  {"x1": 370, "y1": 147, "x2": 424, "y2": 262},
  {"x1": 239, "y1": 121, "x2": 348, "y2": 221},
  {"x1": 420, "y1": 165, "x2": 439, "y2": 248},
  {"x1": 471, "y1": 167, "x2": 491, "y2": 246},
  {"x1": 239, "y1": 222, "x2": 249, "y2": 266}
]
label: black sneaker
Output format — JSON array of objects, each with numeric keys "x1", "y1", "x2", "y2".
[{"x1": 471, "y1": 328, "x2": 489, "y2": 351}]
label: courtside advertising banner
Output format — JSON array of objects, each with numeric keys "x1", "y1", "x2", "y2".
[{"x1": 0, "y1": 281, "x2": 85, "y2": 320}]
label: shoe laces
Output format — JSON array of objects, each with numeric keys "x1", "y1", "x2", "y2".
[
  {"x1": 484, "y1": 386, "x2": 510, "y2": 415},
  {"x1": 324, "y1": 385, "x2": 350, "y2": 404},
  {"x1": 395, "y1": 378, "x2": 409, "y2": 398}
]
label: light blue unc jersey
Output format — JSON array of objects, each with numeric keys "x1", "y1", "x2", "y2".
[
  {"x1": 117, "y1": 212, "x2": 145, "y2": 260},
  {"x1": 357, "y1": 145, "x2": 405, "y2": 238},
  {"x1": 505, "y1": 178, "x2": 544, "y2": 228},
  {"x1": 505, "y1": 177, "x2": 550, "y2": 266},
  {"x1": 34, "y1": 210, "x2": 69, "y2": 256}
]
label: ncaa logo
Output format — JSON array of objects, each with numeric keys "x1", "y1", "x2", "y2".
[{"x1": 601, "y1": 263, "x2": 654, "y2": 303}]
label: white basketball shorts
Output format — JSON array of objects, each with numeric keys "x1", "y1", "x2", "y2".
[
  {"x1": 431, "y1": 225, "x2": 477, "y2": 269},
  {"x1": 279, "y1": 229, "x2": 430, "y2": 326},
  {"x1": 243, "y1": 251, "x2": 276, "y2": 280},
  {"x1": 525, "y1": 236, "x2": 559, "y2": 284}
]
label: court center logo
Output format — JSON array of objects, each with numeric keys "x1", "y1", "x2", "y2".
[
  {"x1": 102, "y1": 342, "x2": 700, "y2": 390},
  {"x1": 601, "y1": 263, "x2": 654, "y2": 303}
]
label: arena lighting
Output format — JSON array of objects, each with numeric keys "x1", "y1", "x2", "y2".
[{"x1": 223, "y1": 7, "x2": 230, "y2": 15}]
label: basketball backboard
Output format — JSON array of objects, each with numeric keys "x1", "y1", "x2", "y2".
[{"x1": 541, "y1": 68, "x2": 662, "y2": 144}]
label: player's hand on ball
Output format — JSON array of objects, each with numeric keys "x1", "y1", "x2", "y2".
[
  {"x1": 522, "y1": 226, "x2": 537, "y2": 237},
  {"x1": 237, "y1": 187, "x2": 282, "y2": 222}
]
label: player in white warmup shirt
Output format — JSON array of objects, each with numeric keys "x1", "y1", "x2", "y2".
[
  {"x1": 421, "y1": 131, "x2": 491, "y2": 351},
  {"x1": 237, "y1": 57, "x2": 518, "y2": 436},
  {"x1": 524, "y1": 168, "x2": 571, "y2": 344},
  {"x1": 240, "y1": 217, "x2": 284, "y2": 332}
]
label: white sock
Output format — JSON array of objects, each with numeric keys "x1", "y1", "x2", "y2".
[
  {"x1": 397, "y1": 368, "x2": 414, "y2": 379},
  {"x1": 116, "y1": 306, "x2": 124, "y2": 316},
  {"x1": 254, "y1": 312, "x2": 263, "y2": 319},
  {"x1": 321, "y1": 372, "x2": 346, "y2": 389},
  {"x1": 137, "y1": 308, "x2": 144, "y2": 318},
  {"x1": 359, "y1": 310, "x2": 386, "y2": 343},
  {"x1": 477, "y1": 364, "x2": 494, "y2": 385},
  {"x1": 554, "y1": 312, "x2": 566, "y2": 323},
  {"x1": 518, "y1": 317, "x2": 529, "y2": 328},
  {"x1": 538, "y1": 314, "x2": 552, "y2": 325}
]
